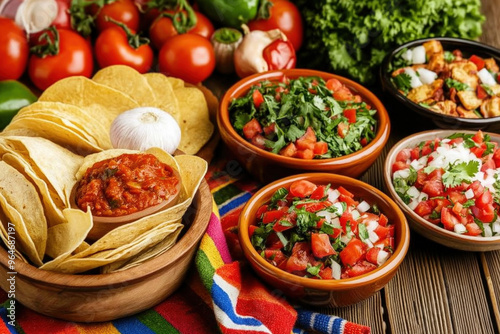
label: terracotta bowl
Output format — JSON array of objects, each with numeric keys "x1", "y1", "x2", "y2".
[
  {"x1": 238, "y1": 173, "x2": 409, "y2": 307},
  {"x1": 384, "y1": 129, "x2": 500, "y2": 251},
  {"x1": 71, "y1": 168, "x2": 183, "y2": 241},
  {"x1": 218, "y1": 69, "x2": 391, "y2": 183},
  {"x1": 0, "y1": 179, "x2": 211, "y2": 322},
  {"x1": 380, "y1": 37, "x2": 500, "y2": 131}
]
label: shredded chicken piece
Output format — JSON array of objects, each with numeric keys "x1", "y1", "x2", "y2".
[
  {"x1": 484, "y1": 58, "x2": 500, "y2": 72},
  {"x1": 430, "y1": 100, "x2": 458, "y2": 116},
  {"x1": 451, "y1": 66, "x2": 479, "y2": 90},
  {"x1": 457, "y1": 90, "x2": 483, "y2": 110},
  {"x1": 457, "y1": 106, "x2": 480, "y2": 118},
  {"x1": 480, "y1": 96, "x2": 500, "y2": 117}
]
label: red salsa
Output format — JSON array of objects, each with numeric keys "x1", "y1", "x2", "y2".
[
  {"x1": 250, "y1": 180, "x2": 395, "y2": 279},
  {"x1": 76, "y1": 153, "x2": 180, "y2": 217}
]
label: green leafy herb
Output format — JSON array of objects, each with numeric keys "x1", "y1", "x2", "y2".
[
  {"x1": 481, "y1": 84, "x2": 494, "y2": 96},
  {"x1": 462, "y1": 199, "x2": 476, "y2": 208},
  {"x1": 358, "y1": 223, "x2": 369, "y2": 242},
  {"x1": 429, "y1": 211, "x2": 440, "y2": 220},
  {"x1": 271, "y1": 187, "x2": 288, "y2": 206},
  {"x1": 442, "y1": 161, "x2": 479, "y2": 188},
  {"x1": 392, "y1": 73, "x2": 412, "y2": 94},
  {"x1": 296, "y1": 208, "x2": 320, "y2": 234},
  {"x1": 445, "y1": 78, "x2": 470, "y2": 91},
  {"x1": 306, "y1": 263, "x2": 322, "y2": 277},
  {"x1": 320, "y1": 222, "x2": 334, "y2": 235},
  {"x1": 444, "y1": 51, "x2": 455, "y2": 63}
]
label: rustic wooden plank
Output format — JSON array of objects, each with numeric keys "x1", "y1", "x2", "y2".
[
  {"x1": 483, "y1": 251, "x2": 500, "y2": 332},
  {"x1": 480, "y1": 0, "x2": 500, "y2": 49}
]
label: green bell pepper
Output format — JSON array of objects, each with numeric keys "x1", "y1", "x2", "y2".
[
  {"x1": 196, "y1": 0, "x2": 259, "y2": 28},
  {"x1": 0, "y1": 80, "x2": 37, "y2": 130}
]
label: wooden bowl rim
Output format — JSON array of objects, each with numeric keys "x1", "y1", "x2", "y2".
[
  {"x1": 384, "y1": 129, "x2": 500, "y2": 249},
  {"x1": 217, "y1": 69, "x2": 391, "y2": 168},
  {"x1": 0, "y1": 179, "x2": 211, "y2": 288},
  {"x1": 238, "y1": 172, "x2": 410, "y2": 290}
]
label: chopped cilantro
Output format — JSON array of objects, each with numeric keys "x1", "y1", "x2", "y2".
[
  {"x1": 429, "y1": 211, "x2": 440, "y2": 220},
  {"x1": 358, "y1": 223, "x2": 369, "y2": 242},
  {"x1": 306, "y1": 263, "x2": 322, "y2": 277},
  {"x1": 271, "y1": 187, "x2": 288, "y2": 206},
  {"x1": 296, "y1": 208, "x2": 320, "y2": 234},
  {"x1": 320, "y1": 222, "x2": 335, "y2": 235},
  {"x1": 392, "y1": 73, "x2": 412, "y2": 94},
  {"x1": 442, "y1": 161, "x2": 479, "y2": 188},
  {"x1": 462, "y1": 199, "x2": 476, "y2": 208},
  {"x1": 445, "y1": 78, "x2": 470, "y2": 91},
  {"x1": 481, "y1": 84, "x2": 494, "y2": 96},
  {"x1": 444, "y1": 51, "x2": 455, "y2": 63}
]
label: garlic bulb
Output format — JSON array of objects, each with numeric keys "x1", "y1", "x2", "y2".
[
  {"x1": 15, "y1": 0, "x2": 58, "y2": 35},
  {"x1": 110, "y1": 107, "x2": 181, "y2": 154}
]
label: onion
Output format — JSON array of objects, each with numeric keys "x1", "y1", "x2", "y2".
[
  {"x1": 477, "y1": 68, "x2": 497, "y2": 86},
  {"x1": 417, "y1": 68, "x2": 438, "y2": 85},
  {"x1": 377, "y1": 250, "x2": 390, "y2": 266},
  {"x1": 411, "y1": 46, "x2": 426, "y2": 64},
  {"x1": 404, "y1": 68, "x2": 423, "y2": 88},
  {"x1": 356, "y1": 201, "x2": 370, "y2": 213},
  {"x1": 110, "y1": 107, "x2": 181, "y2": 154},
  {"x1": 15, "y1": 0, "x2": 58, "y2": 34},
  {"x1": 454, "y1": 224, "x2": 466, "y2": 234}
]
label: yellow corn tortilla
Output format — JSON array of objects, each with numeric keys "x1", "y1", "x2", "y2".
[{"x1": 142, "y1": 72, "x2": 180, "y2": 122}]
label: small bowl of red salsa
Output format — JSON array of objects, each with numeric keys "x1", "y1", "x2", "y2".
[
  {"x1": 74, "y1": 152, "x2": 182, "y2": 240},
  {"x1": 238, "y1": 173, "x2": 409, "y2": 307}
]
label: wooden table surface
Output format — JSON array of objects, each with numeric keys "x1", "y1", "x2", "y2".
[{"x1": 207, "y1": 1, "x2": 500, "y2": 333}]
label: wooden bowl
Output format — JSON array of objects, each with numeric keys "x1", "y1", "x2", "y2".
[
  {"x1": 238, "y1": 173, "x2": 409, "y2": 307},
  {"x1": 0, "y1": 179, "x2": 211, "y2": 322},
  {"x1": 383, "y1": 129, "x2": 500, "y2": 251},
  {"x1": 217, "y1": 69, "x2": 391, "y2": 183}
]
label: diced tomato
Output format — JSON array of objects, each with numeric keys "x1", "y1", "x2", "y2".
[
  {"x1": 251, "y1": 134, "x2": 266, "y2": 149},
  {"x1": 414, "y1": 200, "x2": 433, "y2": 217},
  {"x1": 449, "y1": 137, "x2": 464, "y2": 145},
  {"x1": 295, "y1": 149, "x2": 314, "y2": 160},
  {"x1": 333, "y1": 86, "x2": 354, "y2": 101},
  {"x1": 452, "y1": 202, "x2": 463, "y2": 215},
  {"x1": 286, "y1": 242, "x2": 312, "y2": 272},
  {"x1": 366, "y1": 247, "x2": 380, "y2": 265},
  {"x1": 273, "y1": 220, "x2": 294, "y2": 232},
  {"x1": 410, "y1": 147, "x2": 421, "y2": 160},
  {"x1": 326, "y1": 78, "x2": 342, "y2": 92},
  {"x1": 262, "y1": 209, "x2": 286, "y2": 224},
  {"x1": 264, "y1": 249, "x2": 287, "y2": 270},
  {"x1": 477, "y1": 85, "x2": 488, "y2": 99},
  {"x1": 481, "y1": 157, "x2": 496, "y2": 172},
  {"x1": 433, "y1": 198, "x2": 451, "y2": 213},
  {"x1": 252, "y1": 89, "x2": 264, "y2": 108},
  {"x1": 353, "y1": 95, "x2": 362, "y2": 103},
  {"x1": 337, "y1": 186, "x2": 354, "y2": 198},
  {"x1": 343, "y1": 261, "x2": 377, "y2": 278},
  {"x1": 421, "y1": 144, "x2": 432, "y2": 156},
  {"x1": 337, "y1": 122, "x2": 349, "y2": 138},
  {"x1": 470, "y1": 143, "x2": 486, "y2": 158},
  {"x1": 318, "y1": 266, "x2": 333, "y2": 279},
  {"x1": 468, "y1": 180, "x2": 485, "y2": 198},
  {"x1": 475, "y1": 190, "x2": 493, "y2": 209},
  {"x1": 313, "y1": 141, "x2": 328, "y2": 155},
  {"x1": 396, "y1": 148, "x2": 412, "y2": 163},
  {"x1": 378, "y1": 213, "x2": 389, "y2": 227},
  {"x1": 256, "y1": 204, "x2": 268, "y2": 219},
  {"x1": 296, "y1": 139, "x2": 315, "y2": 151},
  {"x1": 441, "y1": 207, "x2": 459, "y2": 231},
  {"x1": 310, "y1": 185, "x2": 327, "y2": 200},
  {"x1": 375, "y1": 237, "x2": 394, "y2": 251},
  {"x1": 242, "y1": 118, "x2": 262, "y2": 140},
  {"x1": 472, "y1": 130, "x2": 484, "y2": 144},
  {"x1": 470, "y1": 55, "x2": 485, "y2": 70},
  {"x1": 392, "y1": 161, "x2": 409, "y2": 173},
  {"x1": 339, "y1": 238, "x2": 366, "y2": 267},
  {"x1": 422, "y1": 177, "x2": 444, "y2": 197},
  {"x1": 465, "y1": 222, "x2": 482, "y2": 236},
  {"x1": 374, "y1": 224, "x2": 394, "y2": 239},
  {"x1": 494, "y1": 148, "x2": 500, "y2": 167},
  {"x1": 300, "y1": 126, "x2": 317, "y2": 142},
  {"x1": 263, "y1": 122, "x2": 276, "y2": 135},
  {"x1": 297, "y1": 201, "x2": 332, "y2": 213},
  {"x1": 266, "y1": 232, "x2": 284, "y2": 249},
  {"x1": 360, "y1": 137, "x2": 368, "y2": 146},
  {"x1": 343, "y1": 108, "x2": 357, "y2": 123},
  {"x1": 290, "y1": 180, "x2": 317, "y2": 198},
  {"x1": 339, "y1": 194, "x2": 359, "y2": 207},
  {"x1": 471, "y1": 204, "x2": 495, "y2": 223},
  {"x1": 249, "y1": 225, "x2": 258, "y2": 238},
  {"x1": 446, "y1": 190, "x2": 466, "y2": 204},
  {"x1": 279, "y1": 142, "x2": 297, "y2": 157},
  {"x1": 340, "y1": 211, "x2": 358, "y2": 234},
  {"x1": 311, "y1": 233, "x2": 336, "y2": 258},
  {"x1": 330, "y1": 227, "x2": 342, "y2": 239},
  {"x1": 415, "y1": 169, "x2": 427, "y2": 189}
]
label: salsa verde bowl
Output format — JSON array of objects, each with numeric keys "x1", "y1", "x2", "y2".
[
  {"x1": 380, "y1": 37, "x2": 500, "y2": 131},
  {"x1": 238, "y1": 173, "x2": 409, "y2": 307},
  {"x1": 383, "y1": 129, "x2": 500, "y2": 251},
  {"x1": 218, "y1": 69, "x2": 391, "y2": 183}
]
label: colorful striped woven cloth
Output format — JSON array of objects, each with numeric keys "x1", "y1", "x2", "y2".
[{"x1": 0, "y1": 153, "x2": 371, "y2": 334}]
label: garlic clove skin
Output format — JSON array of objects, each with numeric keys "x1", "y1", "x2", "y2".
[
  {"x1": 15, "y1": 0, "x2": 58, "y2": 34},
  {"x1": 110, "y1": 107, "x2": 182, "y2": 155}
]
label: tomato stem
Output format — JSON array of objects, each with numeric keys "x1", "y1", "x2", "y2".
[
  {"x1": 106, "y1": 17, "x2": 150, "y2": 49},
  {"x1": 157, "y1": 0, "x2": 197, "y2": 34},
  {"x1": 212, "y1": 27, "x2": 242, "y2": 44},
  {"x1": 256, "y1": 0, "x2": 273, "y2": 20},
  {"x1": 29, "y1": 27, "x2": 60, "y2": 58},
  {"x1": 69, "y1": 0, "x2": 97, "y2": 37}
]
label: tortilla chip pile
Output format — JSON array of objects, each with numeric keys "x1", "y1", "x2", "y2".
[{"x1": 0, "y1": 66, "x2": 211, "y2": 274}]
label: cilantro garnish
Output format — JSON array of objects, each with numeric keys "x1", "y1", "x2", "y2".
[
  {"x1": 442, "y1": 161, "x2": 479, "y2": 188},
  {"x1": 296, "y1": 208, "x2": 320, "y2": 234},
  {"x1": 306, "y1": 263, "x2": 322, "y2": 277},
  {"x1": 481, "y1": 84, "x2": 494, "y2": 97},
  {"x1": 445, "y1": 78, "x2": 470, "y2": 91},
  {"x1": 358, "y1": 223, "x2": 369, "y2": 242},
  {"x1": 392, "y1": 73, "x2": 412, "y2": 94},
  {"x1": 270, "y1": 187, "x2": 289, "y2": 207},
  {"x1": 444, "y1": 51, "x2": 455, "y2": 63}
]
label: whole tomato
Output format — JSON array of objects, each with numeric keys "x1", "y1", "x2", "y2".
[
  {"x1": 247, "y1": 0, "x2": 303, "y2": 51},
  {"x1": 28, "y1": 28, "x2": 93, "y2": 90},
  {"x1": 0, "y1": 18, "x2": 29, "y2": 80},
  {"x1": 52, "y1": 0, "x2": 72, "y2": 29},
  {"x1": 149, "y1": 10, "x2": 214, "y2": 50},
  {"x1": 95, "y1": 26, "x2": 153, "y2": 73},
  {"x1": 94, "y1": 0, "x2": 140, "y2": 32},
  {"x1": 158, "y1": 34, "x2": 215, "y2": 84}
]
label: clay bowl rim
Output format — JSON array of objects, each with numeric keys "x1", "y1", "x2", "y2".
[
  {"x1": 218, "y1": 68, "x2": 391, "y2": 169},
  {"x1": 0, "y1": 178, "x2": 211, "y2": 289},
  {"x1": 379, "y1": 37, "x2": 500, "y2": 128},
  {"x1": 383, "y1": 129, "x2": 500, "y2": 249},
  {"x1": 238, "y1": 172, "x2": 410, "y2": 291}
]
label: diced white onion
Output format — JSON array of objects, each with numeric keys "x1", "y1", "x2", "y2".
[
  {"x1": 417, "y1": 68, "x2": 438, "y2": 84},
  {"x1": 364, "y1": 239, "x2": 374, "y2": 248},
  {"x1": 404, "y1": 68, "x2": 423, "y2": 88},
  {"x1": 327, "y1": 189, "x2": 340, "y2": 203},
  {"x1": 340, "y1": 233, "x2": 353, "y2": 244},
  {"x1": 369, "y1": 230, "x2": 380, "y2": 243},
  {"x1": 401, "y1": 49, "x2": 413, "y2": 63},
  {"x1": 410, "y1": 159, "x2": 423, "y2": 170},
  {"x1": 333, "y1": 202, "x2": 345, "y2": 216},
  {"x1": 408, "y1": 199, "x2": 419, "y2": 210},
  {"x1": 377, "y1": 250, "x2": 390, "y2": 266},
  {"x1": 478, "y1": 68, "x2": 497, "y2": 86},
  {"x1": 331, "y1": 261, "x2": 342, "y2": 280},
  {"x1": 465, "y1": 189, "x2": 475, "y2": 199},
  {"x1": 375, "y1": 243, "x2": 385, "y2": 249},
  {"x1": 407, "y1": 186, "x2": 421, "y2": 199},
  {"x1": 484, "y1": 224, "x2": 493, "y2": 237},
  {"x1": 393, "y1": 168, "x2": 410, "y2": 180},
  {"x1": 411, "y1": 46, "x2": 426, "y2": 64},
  {"x1": 331, "y1": 217, "x2": 341, "y2": 228},
  {"x1": 316, "y1": 210, "x2": 332, "y2": 219},
  {"x1": 454, "y1": 223, "x2": 467, "y2": 234},
  {"x1": 418, "y1": 192, "x2": 429, "y2": 202},
  {"x1": 357, "y1": 201, "x2": 371, "y2": 213},
  {"x1": 351, "y1": 209, "x2": 361, "y2": 220},
  {"x1": 366, "y1": 219, "x2": 379, "y2": 232},
  {"x1": 492, "y1": 222, "x2": 500, "y2": 234}
]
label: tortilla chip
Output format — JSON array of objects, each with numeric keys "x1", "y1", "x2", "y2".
[
  {"x1": 166, "y1": 77, "x2": 185, "y2": 89},
  {"x1": 0, "y1": 161, "x2": 46, "y2": 265},
  {"x1": 142, "y1": 72, "x2": 180, "y2": 122},
  {"x1": 93, "y1": 65, "x2": 156, "y2": 108}
]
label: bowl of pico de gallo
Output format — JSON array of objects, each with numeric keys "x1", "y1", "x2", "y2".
[
  {"x1": 384, "y1": 129, "x2": 500, "y2": 251},
  {"x1": 238, "y1": 173, "x2": 409, "y2": 307}
]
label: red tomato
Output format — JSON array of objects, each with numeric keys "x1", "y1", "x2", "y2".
[
  {"x1": 28, "y1": 28, "x2": 93, "y2": 90},
  {"x1": 340, "y1": 238, "x2": 366, "y2": 267},
  {"x1": 395, "y1": 149, "x2": 411, "y2": 162},
  {"x1": 318, "y1": 266, "x2": 332, "y2": 279},
  {"x1": 441, "y1": 207, "x2": 459, "y2": 231},
  {"x1": 475, "y1": 190, "x2": 493, "y2": 209},
  {"x1": 0, "y1": 18, "x2": 29, "y2": 80},
  {"x1": 264, "y1": 249, "x2": 287, "y2": 269},
  {"x1": 470, "y1": 55, "x2": 485, "y2": 70},
  {"x1": 295, "y1": 149, "x2": 314, "y2": 159},
  {"x1": 311, "y1": 233, "x2": 335, "y2": 258},
  {"x1": 340, "y1": 211, "x2": 358, "y2": 235},
  {"x1": 493, "y1": 148, "x2": 500, "y2": 167},
  {"x1": 337, "y1": 186, "x2": 354, "y2": 198},
  {"x1": 379, "y1": 214, "x2": 389, "y2": 227},
  {"x1": 262, "y1": 209, "x2": 286, "y2": 224},
  {"x1": 297, "y1": 201, "x2": 331, "y2": 213},
  {"x1": 252, "y1": 90, "x2": 265, "y2": 108},
  {"x1": 374, "y1": 224, "x2": 394, "y2": 240},
  {"x1": 256, "y1": 204, "x2": 269, "y2": 219},
  {"x1": 481, "y1": 157, "x2": 496, "y2": 172},
  {"x1": 326, "y1": 78, "x2": 342, "y2": 92},
  {"x1": 313, "y1": 142, "x2": 328, "y2": 155},
  {"x1": 422, "y1": 177, "x2": 444, "y2": 197},
  {"x1": 158, "y1": 33, "x2": 215, "y2": 84},
  {"x1": 251, "y1": 135, "x2": 267, "y2": 149},
  {"x1": 310, "y1": 185, "x2": 327, "y2": 200},
  {"x1": 262, "y1": 39, "x2": 296, "y2": 71},
  {"x1": 286, "y1": 242, "x2": 311, "y2": 272},
  {"x1": 337, "y1": 122, "x2": 349, "y2": 138},
  {"x1": 94, "y1": 0, "x2": 140, "y2": 32},
  {"x1": 366, "y1": 247, "x2": 380, "y2": 265},
  {"x1": 247, "y1": 0, "x2": 303, "y2": 51},
  {"x1": 343, "y1": 261, "x2": 377, "y2": 278},
  {"x1": 248, "y1": 225, "x2": 258, "y2": 238},
  {"x1": 471, "y1": 204, "x2": 495, "y2": 223},
  {"x1": 53, "y1": 0, "x2": 72, "y2": 29},
  {"x1": 465, "y1": 222, "x2": 482, "y2": 236},
  {"x1": 279, "y1": 142, "x2": 297, "y2": 157},
  {"x1": 94, "y1": 26, "x2": 153, "y2": 74},
  {"x1": 414, "y1": 200, "x2": 433, "y2": 217},
  {"x1": 472, "y1": 130, "x2": 484, "y2": 144},
  {"x1": 242, "y1": 119, "x2": 262, "y2": 139},
  {"x1": 477, "y1": 85, "x2": 488, "y2": 99},
  {"x1": 289, "y1": 180, "x2": 317, "y2": 198},
  {"x1": 189, "y1": 11, "x2": 215, "y2": 39}
]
